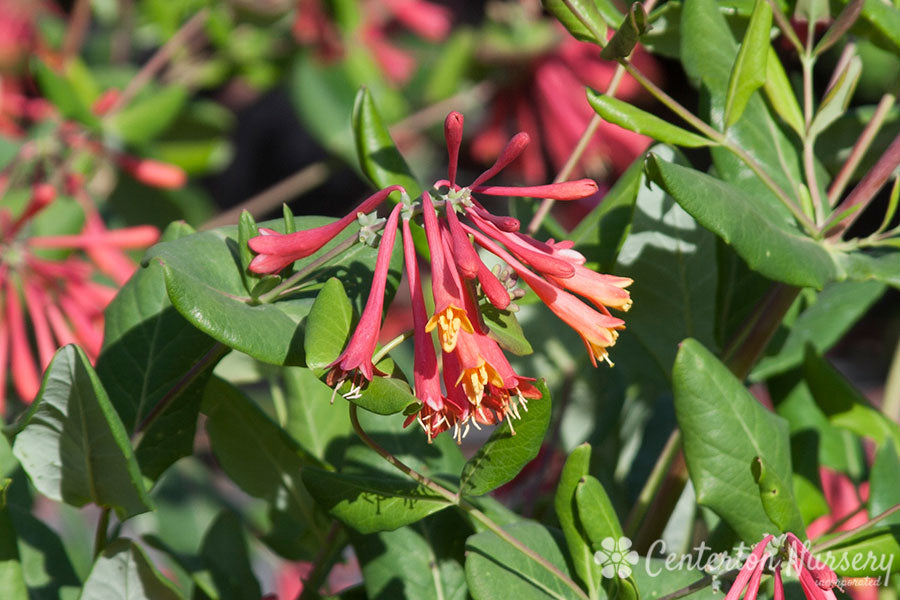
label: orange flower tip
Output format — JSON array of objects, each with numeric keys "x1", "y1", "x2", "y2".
[
  {"x1": 92, "y1": 89, "x2": 120, "y2": 116},
  {"x1": 31, "y1": 182, "x2": 56, "y2": 208},
  {"x1": 120, "y1": 156, "x2": 187, "y2": 189},
  {"x1": 425, "y1": 306, "x2": 473, "y2": 352},
  {"x1": 456, "y1": 361, "x2": 503, "y2": 407}
]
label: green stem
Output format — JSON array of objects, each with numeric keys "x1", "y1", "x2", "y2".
[
  {"x1": 371, "y1": 329, "x2": 414, "y2": 365},
  {"x1": 722, "y1": 284, "x2": 801, "y2": 380},
  {"x1": 623, "y1": 429, "x2": 682, "y2": 537},
  {"x1": 811, "y1": 503, "x2": 900, "y2": 553},
  {"x1": 257, "y1": 233, "x2": 364, "y2": 304},
  {"x1": 882, "y1": 333, "x2": 900, "y2": 422},
  {"x1": 93, "y1": 508, "x2": 111, "y2": 559},
  {"x1": 133, "y1": 342, "x2": 228, "y2": 436},
  {"x1": 827, "y1": 94, "x2": 896, "y2": 206},
  {"x1": 348, "y1": 404, "x2": 590, "y2": 600},
  {"x1": 620, "y1": 61, "x2": 818, "y2": 235},
  {"x1": 296, "y1": 521, "x2": 346, "y2": 600}
]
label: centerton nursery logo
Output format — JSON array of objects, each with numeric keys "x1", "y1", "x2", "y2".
[
  {"x1": 595, "y1": 536, "x2": 640, "y2": 578},
  {"x1": 594, "y1": 536, "x2": 894, "y2": 587}
]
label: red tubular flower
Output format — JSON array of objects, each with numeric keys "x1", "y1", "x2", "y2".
[
  {"x1": 326, "y1": 202, "x2": 403, "y2": 384},
  {"x1": 116, "y1": 154, "x2": 187, "y2": 189},
  {"x1": 0, "y1": 183, "x2": 160, "y2": 412},
  {"x1": 724, "y1": 535, "x2": 774, "y2": 600},
  {"x1": 421, "y1": 193, "x2": 474, "y2": 352},
  {"x1": 248, "y1": 185, "x2": 404, "y2": 274},
  {"x1": 786, "y1": 533, "x2": 840, "y2": 599},
  {"x1": 401, "y1": 216, "x2": 444, "y2": 415},
  {"x1": 6, "y1": 278, "x2": 40, "y2": 401}
]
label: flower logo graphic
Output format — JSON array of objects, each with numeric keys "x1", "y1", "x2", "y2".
[{"x1": 594, "y1": 536, "x2": 639, "y2": 578}]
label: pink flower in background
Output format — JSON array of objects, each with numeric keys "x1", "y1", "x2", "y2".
[
  {"x1": 293, "y1": 0, "x2": 451, "y2": 83},
  {"x1": 0, "y1": 185, "x2": 159, "y2": 413},
  {"x1": 472, "y1": 33, "x2": 660, "y2": 185}
]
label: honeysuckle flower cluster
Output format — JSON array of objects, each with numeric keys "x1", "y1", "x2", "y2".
[
  {"x1": 293, "y1": 0, "x2": 451, "y2": 84},
  {"x1": 248, "y1": 111, "x2": 632, "y2": 441},
  {"x1": 0, "y1": 184, "x2": 159, "y2": 413},
  {"x1": 726, "y1": 534, "x2": 841, "y2": 600}
]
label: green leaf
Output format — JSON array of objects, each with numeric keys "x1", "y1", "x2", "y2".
[
  {"x1": 674, "y1": 339, "x2": 797, "y2": 540},
  {"x1": 575, "y1": 476, "x2": 624, "y2": 543},
  {"x1": 870, "y1": 442, "x2": 900, "y2": 526},
  {"x1": 633, "y1": 560, "x2": 719, "y2": 600},
  {"x1": 555, "y1": 445, "x2": 602, "y2": 596},
  {"x1": 751, "y1": 456, "x2": 806, "y2": 534},
  {"x1": 795, "y1": 0, "x2": 830, "y2": 24},
  {"x1": 237, "y1": 210, "x2": 260, "y2": 292},
  {"x1": 764, "y1": 47, "x2": 805, "y2": 136},
  {"x1": 814, "y1": 526, "x2": 900, "y2": 577},
  {"x1": 354, "y1": 512, "x2": 469, "y2": 600},
  {"x1": 587, "y1": 93, "x2": 714, "y2": 147},
  {"x1": 809, "y1": 56, "x2": 862, "y2": 139},
  {"x1": 481, "y1": 304, "x2": 533, "y2": 356},
  {"x1": 107, "y1": 85, "x2": 188, "y2": 145},
  {"x1": 803, "y1": 350, "x2": 900, "y2": 449},
  {"x1": 542, "y1": 0, "x2": 608, "y2": 43},
  {"x1": 4, "y1": 476, "x2": 81, "y2": 600},
  {"x1": 201, "y1": 377, "x2": 330, "y2": 557},
  {"x1": 575, "y1": 476, "x2": 639, "y2": 600},
  {"x1": 425, "y1": 29, "x2": 476, "y2": 103},
  {"x1": 80, "y1": 539, "x2": 182, "y2": 600},
  {"x1": 352, "y1": 87, "x2": 421, "y2": 199},
  {"x1": 814, "y1": 0, "x2": 865, "y2": 55},
  {"x1": 466, "y1": 521, "x2": 582, "y2": 600},
  {"x1": 0, "y1": 481, "x2": 27, "y2": 600},
  {"x1": 724, "y1": 0, "x2": 772, "y2": 128},
  {"x1": 570, "y1": 155, "x2": 643, "y2": 272},
  {"x1": 197, "y1": 511, "x2": 261, "y2": 600},
  {"x1": 751, "y1": 281, "x2": 885, "y2": 380},
  {"x1": 838, "y1": 251, "x2": 900, "y2": 290},
  {"x1": 681, "y1": 0, "x2": 805, "y2": 218},
  {"x1": 616, "y1": 145, "x2": 718, "y2": 374},
  {"x1": 304, "y1": 277, "x2": 353, "y2": 369},
  {"x1": 459, "y1": 381, "x2": 551, "y2": 496},
  {"x1": 31, "y1": 58, "x2": 97, "y2": 126},
  {"x1": 601, "y1": 3, "x2": 649, "y2": 59},
  {"x1": 645, "y1": 155, "x2": 837, "y2": 289},
  {"x1": 283, "y1": 366, "x2": 353, "y2": 468},
  {"x1": 10, "y1": 345, "x2": 152, "y2": 520},
  {"x1": 301, "y1": 468, "x2": 451, "y2": 534},
  {"x1": 851, "y1": 0, "x2": 900, "y2": 55},
  {"x1": 289, "y1": 54, "x2": 357, "y2": 164},
  {"x1": 336, "y1": 376, "x2": 419, "y2": 416},
  {"x1": 96, "y1": 221, "x2": 217, "y2": 479}
]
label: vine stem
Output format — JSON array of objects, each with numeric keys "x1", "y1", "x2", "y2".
[
  {"x1": 104, "y1": 10, "x2": 208, "y2": 116},
  {"x1": 371, "y1": 330, "x2": 414, "y2": 365},
  {"x1": 882, "y1": 333, "x2": 900, "y2": 422},
  {"x1": 811, "y1": 503, "x2": 900, "y2": 553},
  {"x1": 93, "y1": 508, "x2": 111, "y2": 559},
  {"x1": 62, "y1": 0, "x2": 92, "y2": 60},
  {"x1": 296, "y1": 521, "x2": 345, "y2": 600},
  {"x1": 623, "y1": 429, "x2": 682, "y2": 537},
  {"x1": 256, "y1": 233, "x2": 363, "y2": 304},
  {"x1": 827, "y1": 130, "x2": 900, "y2": 239},
  {"x1": 527, "y1": 0, "x2": 661, "y2": 236},
  {"x1": 827, "y1": 93, "x2": 896, "y2": 206},
  {"x1": 348, "y1": 404, "x2": 590, "y2": 600},
  {"x1": 620, "y1": 61, "x2": 819, "y2": 235},
  {"x1": 132, "y1": 342, "x2": 228, "y2": 437}
]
